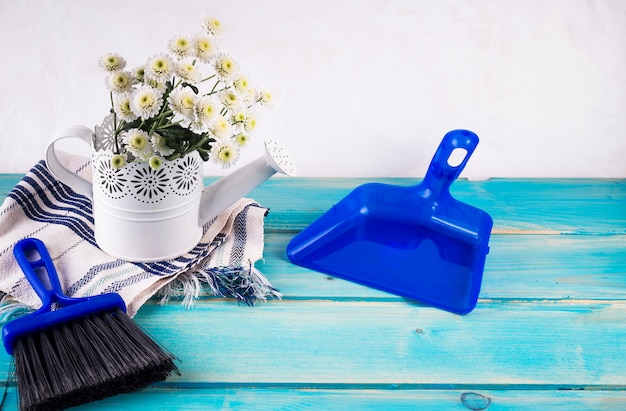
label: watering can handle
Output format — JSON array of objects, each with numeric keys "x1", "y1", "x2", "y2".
[
  {"x1": 426, "y1": 129, "x2": 479, "y2": 185},
  {"x1": 45, "y1": 126, "x2": 94, "y2": 199}
]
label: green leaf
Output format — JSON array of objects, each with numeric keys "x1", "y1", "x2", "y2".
[
  {"x1": 120, "y1": 118, "x2": 142, "y2": 132},
  {"x1": 182, "y1": 82, "x2": 199, "y2": 94}
]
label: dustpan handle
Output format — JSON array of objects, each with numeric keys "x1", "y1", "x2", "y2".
[{"x1": 424, "y1": 129, "x2": 479, "y2": 193}]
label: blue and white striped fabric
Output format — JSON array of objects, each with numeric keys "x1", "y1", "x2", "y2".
[{"x1": 0, "y1": 157, "x2": 279, "y2": 317}]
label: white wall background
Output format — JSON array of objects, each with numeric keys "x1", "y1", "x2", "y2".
[{"x1": 0, "y1": 0, "x2": 625, "y2": 179}]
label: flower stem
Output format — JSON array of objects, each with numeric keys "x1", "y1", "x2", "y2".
[
  {"x1": 109, "y1": 92, "x2": 121, "y2": 153},
  {"x1": 200, "y1": 74, "x2": 216, "y2": 83},
  {"x1": 208, "y1": 79, "x2": 221, "y2": 95}
]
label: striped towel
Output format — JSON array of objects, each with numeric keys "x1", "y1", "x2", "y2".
[{"x1": 0, "y1": 155, "x2": 280, "y2": 318}]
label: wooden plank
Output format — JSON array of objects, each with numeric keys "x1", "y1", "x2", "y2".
[
  {"x1": 2, "y1": 175, "x2": 625, "y2": 233},
  {"x1": 157, "y1": 300, "x2": 626, "y2": 386},
  {"x1": 1, "y1": 387, "x2": 625, "y2": 411},
  {"x1": 2, "y1": 300, "x2": 622, "y2": 387},
  {"x1": 259, "y1": 233, "x2": 626, "y2": 300},
  {"x1": 0, "y1": 175, "x2": 21, "y2": 199},
  {"x1": 248, "y1": 178, "x2": 626, "y2": 234}
]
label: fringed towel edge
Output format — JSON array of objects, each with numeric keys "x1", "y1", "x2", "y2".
[{"x1": 156, "y1": 262, "x2": 282, "y2": 309}]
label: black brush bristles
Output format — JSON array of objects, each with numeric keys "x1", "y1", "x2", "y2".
[
  {"x1": 12, "y1": 308, "x2": 178, "y2": 411},
  {"x1": 3, "y1": 238, "x2": 179, "y2": 411}
]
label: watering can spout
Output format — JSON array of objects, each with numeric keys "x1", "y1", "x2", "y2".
[{"x1": 198, "y1": 139, "x2": 297, "y2": 226}]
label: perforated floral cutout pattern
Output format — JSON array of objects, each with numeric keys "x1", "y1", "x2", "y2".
[
  {"x1": 93, "y1": 114, "x2": 116, "y2": 152},
  {"x1": 129, "y1": 166, "x2": 170, "y2": 203},
  {"x1": 93, "y1": 151, "x2": 201, "y2": 203},
  {"x1": 93, "y1": 152, "x2": 127, "y2": 199},
  {"x1": 170, "y1": 154, "x2": 201, "y2": 196}
]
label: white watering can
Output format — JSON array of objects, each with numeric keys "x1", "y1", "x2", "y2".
[{"x1": 46, "y1": 116, "x2": 296, "y2": 262}]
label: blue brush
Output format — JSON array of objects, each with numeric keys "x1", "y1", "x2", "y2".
[{"x1": 2, "y1": 238, "x2": 178, "y2": 411}]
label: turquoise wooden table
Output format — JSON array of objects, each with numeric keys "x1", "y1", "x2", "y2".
[{"x1": 1, "y1": 175, "x2": 625, "y2": 410}]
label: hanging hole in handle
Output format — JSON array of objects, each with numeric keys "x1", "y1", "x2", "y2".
[
  {"x1": 447, "y1": 147, "x2": 468, "y2": 168},
  {"x1": 23, "y1": 248, "x2": 42, "y2": 263},
  {"x1": 19, "y1": 247, "x2": 55, "y2": 291}
]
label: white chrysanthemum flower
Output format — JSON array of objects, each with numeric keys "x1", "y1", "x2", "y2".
[
  {"x1": 233, "y1": 132, "x2": 249, "y2": 147},
  {"x1": 122, "y1": 129, "x2": 154, "y2": 160},
  {"x1": 258, "y1": 88, "x2": 273, "y2": 107},
  {"x1": 149, "y1": 155, "x2": 164, "y2": 170},
  {"x1": 212, "y1": 140, "x2": 239, "y2": 168},
  {"x1": 233, "y1": 75, "x2": 255, "y2": 102},
  {"x1": 113, "y1": 92, "x2": 138, "y2": 122},
  {"x1": 194, "y1": 34, "x2": 216, "y2": 63},
  {"x1": 110, "y1": 154, "x2": 127, "y2": 169},
  {"x1": 211, "y1": 115, "x2": 232, "y2": 139},
  {"x1": 192, "y1": 95, "x2": 218, "y2": 131},
  {"x1": 106, "y1": 71, "x2": 134, "y2": 93},
  {"x1": 232, "y1": 74, "x2": 250, "y2": 93},
  {"x1": 244, "y1": 113, "x2": 257, "y2": 132},
  {"x1": 177, "y1": 60, "x2": 200, "y2": 83},
  {"x1": 214, "y1": 53, "x2": 238, "y2": 80},
  {"x1": 99, "y1": 53, "x2": 126, "y2": 72},
  {"x1": 219, "y1": 89, "x2": 239, "y2": 110},
  {"x1": 133, "y1": 66, "x2": 146, "y2": 83},
  {"x1": 201, "y1": 16, "x2": 223, "y2": 36},
  {"x1": 231, "y1": 110, "x2": 246, "y2": 125},
  {"x1": 168, "y1": 36, "x2": 194, "y2": 59},
  {"x1": 168, "y1": 88, "x2": 196, "y2": 122},
  {"x1": 151, "y1": 133, "x2": 175, "y2": 157},
  {"x1": 130, "y1": 85, "x2": 164, "y2": 120},
  {"x1": 145, "y1": 53, "x2": 175, "y2": 83}
]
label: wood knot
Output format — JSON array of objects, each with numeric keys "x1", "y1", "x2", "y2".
[{"x1": 461, "y1": 392, "x2": 491, "y2": 410}]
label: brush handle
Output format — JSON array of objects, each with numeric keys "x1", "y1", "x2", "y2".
[
  {"x1": 3, "y1": 239, "x2": 128, "y2": 355},
  {"x1": 13, "y1": 238, "x2": 78, "y2": 310}
]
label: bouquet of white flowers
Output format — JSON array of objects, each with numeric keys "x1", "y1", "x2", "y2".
[{"x1": 99, "y1": 16, "x2": 271, "y2": 170}]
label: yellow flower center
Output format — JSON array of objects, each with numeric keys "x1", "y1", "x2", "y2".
[
  {"x1": 218, "y1": 146, "x2": 233, "y2": 161},
  {"x1": 131, "y1": 135, "x2": 147, "y2": 148},
  {"x1": 245, "y1": 118, "x2": 257, "y2": 131},
  {"x1": 151, "y1": 59, "x2": 169, "y2": 75},
  {"x1": 149, "y1": 156, "x2": 163, "y2": 170},
  {"x1": 182, "y1": 96, "x2": 195, "y2": 109},
  {"x1": 197, "y1": 39, "x2": 212, "y2": 52},
  {"x1": 218, "y1": 119, "x2": 228, "y2": 129},
  {"x1": 111, "y1": 155, "x2": 126, "y2": 169},
  {"x1": 235, "y1": 134, "x2": 248, "y2": 145},
  {"x1": 202, "y1": 105, "x2": 215, "y2": 117},
  {"x1": 121, "y1": 101, "x2": 133, "y2": 116}
]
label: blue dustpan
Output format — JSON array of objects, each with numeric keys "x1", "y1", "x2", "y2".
[{"x1": 286, "y1": 130, "x2": 493, "y2": 314}]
